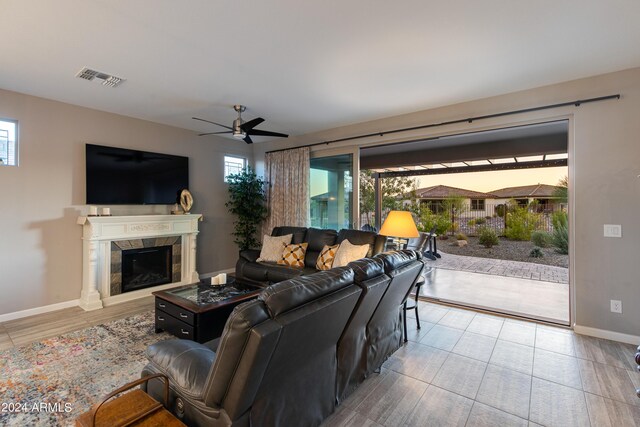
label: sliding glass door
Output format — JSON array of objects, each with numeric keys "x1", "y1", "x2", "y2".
[{"x1": 310, "y1": 153, "x2": 354, "y2": 230}]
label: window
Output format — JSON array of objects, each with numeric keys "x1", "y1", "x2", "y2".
[
  {"x1": 0, "y1": 119, "x2": 18, "y2": 166},
  {"x1": 471, "y1": 199, "x2": 485, "y2": 211},
  {"x1": 224, "y1": 155, "x2": 247, "y2": 182}
]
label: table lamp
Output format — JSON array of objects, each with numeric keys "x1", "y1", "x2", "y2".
[{"x1": 379, "y1": 210, "x2": 419, "y2": 250}]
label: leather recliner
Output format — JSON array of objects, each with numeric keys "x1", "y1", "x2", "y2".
[
  {"x1": 141, "y1": 267, "x2": 362, "y2": 427},
  {"x1": 235, "y1": 226, "x2": 387, "y2": 287},
  {"x1": 364, "y1": 250, "x2": 424, "y2": 377},
  {"x1": 336, "y1": 257, "x2": 391, "y2": 403}
]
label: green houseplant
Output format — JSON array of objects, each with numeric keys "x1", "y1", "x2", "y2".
[{"x1": 225, "y1": 167, "x2": 268, "y2": 250}]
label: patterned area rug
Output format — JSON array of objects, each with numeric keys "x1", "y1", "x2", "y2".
[{"x1": 0, "y1": 311, "x2": 171, "y2": 426}]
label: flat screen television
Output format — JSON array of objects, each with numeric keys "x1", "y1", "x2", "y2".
[{"x1": 86, "y1": 144, "x2": 189, "y2": 205}]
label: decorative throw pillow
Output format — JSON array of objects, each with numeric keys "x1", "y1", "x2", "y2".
[
  {"x1": 257, "y1": 234, "x2": 293, "y2": 262},
  {"x1": 277, "y1": 243, "x2": 309, "y2": 268},
  {"x1": 332, "y1": 240, "x2": 370, "y2": 268},
  {"x1": 315, "y1": 244, "x2": 339, "y2": 271}
]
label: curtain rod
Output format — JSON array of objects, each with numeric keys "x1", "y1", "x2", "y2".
[{"x1": 264, "y1": 94, "x2": 620, "y2": 154}]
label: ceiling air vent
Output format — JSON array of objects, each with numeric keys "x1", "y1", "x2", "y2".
[{"x1": 75, "y1": 67, "x2": 126, "y2": 88}]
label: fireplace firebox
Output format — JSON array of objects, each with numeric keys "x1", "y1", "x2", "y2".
[{"x1": 122, "y1": 245, "x2": 172, "y2": 293}]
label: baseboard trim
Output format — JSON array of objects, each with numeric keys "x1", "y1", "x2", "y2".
[
  {"x1": 574, "y1": 324, "x2": 640, "y2": 345},
  {"x1": 0, "y1": 299, "x2": 80, "y2": 323},
  {"x1": 0, "y1": 269, "x2": 237, "y2": 322}
]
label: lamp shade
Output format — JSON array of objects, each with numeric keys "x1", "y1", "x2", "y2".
[{"x1": 379, "y1": 211, "x2": 419, "y2": 238}]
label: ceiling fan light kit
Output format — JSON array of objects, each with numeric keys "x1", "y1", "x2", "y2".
[{"x1": 193, "y1": 105, "x2": 288, "y2": 144}]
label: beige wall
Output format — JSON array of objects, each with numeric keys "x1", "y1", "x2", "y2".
[
  {"x1": 0, "y1": 89, "x2": 251, "y2": 315},
  {"x1": 254, "y1": 67, "x2": 640, "y2": 337}
]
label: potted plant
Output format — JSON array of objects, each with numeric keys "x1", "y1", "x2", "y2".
[{"x1": 225, "y1": 167, "x2": 268, "y2": 250}]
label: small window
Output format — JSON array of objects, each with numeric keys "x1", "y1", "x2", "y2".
[
  {"x1": 0, "y1": 119, "x2": 18, "y2": 166},
  {"x1": 224, "y1": 155, "x2": 247, "y2": 182},
  {"x1": 471, "y1": 199, "x2": 485, "y2": 211}
]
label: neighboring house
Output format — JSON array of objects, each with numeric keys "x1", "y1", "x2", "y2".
[
  {"x1": 491, "y1": 184, "x2": 565, "y2": 211},
  {"x1": 412, "y1": 185, "x2": 497, "y2": 217}
]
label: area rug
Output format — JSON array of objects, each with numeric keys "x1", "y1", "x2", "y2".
[{"x1": 0, "y1": 311, "x2": 172, "y2": 426}]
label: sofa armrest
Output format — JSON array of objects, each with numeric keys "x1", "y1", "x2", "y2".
[
  {"x1": 239, "y1": 249, "x2": 261, "y2": 263},
  {"x1": 145, "y1": 339, "x2": 216, "y2": 401}
]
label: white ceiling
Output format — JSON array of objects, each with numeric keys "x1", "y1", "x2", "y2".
[{"x1": 1, "y1": 0, "x2": 639, "y2": 140}]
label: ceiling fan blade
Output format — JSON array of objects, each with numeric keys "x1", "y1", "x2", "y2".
[
  {"x1": 243, "y1": 134, "x2": 254, "y2": 144},
  {"x1": 192, "y1": 117, "x2": 233, "y2": 130},
  {"x1": 198, "y1": 131, "x2": 232, "y2": 136},
  {"x1": 240, "y1": 117, "x2": 265, "y2": 131},
  {"x1": 247, "y1": 129, "x2": 289, "y2": 138}
]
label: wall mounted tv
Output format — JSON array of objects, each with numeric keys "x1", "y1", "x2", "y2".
[{"x1": 86, "y1": 144, "x2": 189, "y2": 205}]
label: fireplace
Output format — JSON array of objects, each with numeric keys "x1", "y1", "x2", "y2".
[
  {"x1": 122, "y1": 245, "x2": 173, "y2": 293},
  {"x1": 78, "y1": 214, "x2": 201, "y2": 310},
  {"x1": 110, "y1": 236, "x2": 182, "y2": 296}
]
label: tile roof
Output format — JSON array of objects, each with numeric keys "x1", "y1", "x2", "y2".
[
  {"x1": 490, "y1": 183, "x2": 561, "y2": 198},
  {"x1": 415, "y1": 185, "x2": 495, "y2": 199}
]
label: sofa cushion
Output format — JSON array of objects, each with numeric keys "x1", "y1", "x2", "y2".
[
  {"x1": 333, "y1": 240, "x2": 370, "y2": 267},
  {"x1": 258, "y1": 234, "x2": 292, "y2": 262},
  {"x1": 337, "y1": 229, "x2": 379, "y2": 257},
  {"x1": 316, "y1": 244, "x2": 339, "y2": 271},
  {"x1": 304, "y1": 228, "x2": 338, "y2": 268},
  {"x1": 272, "y1": 226, "x2": 307, "y2": 244},
  {"x1": 347, "y1": 257, "x2": 385, "y2": 282},
  {"x1": 277, "y1": 243, "x2": 308, "y2": 267},
  {"x1": 375, "y1": 250, "x2": 418, "y2": 274},
  {"x1": 259, "y1": 267, "x2": 355, "y2": 317},
  {"x1": 264, "y1": 263, "x2": 315, "y2": 283}
]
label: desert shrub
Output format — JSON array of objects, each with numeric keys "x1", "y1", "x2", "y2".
[
  {"x1": 531, "y1": 231, "x2": 553, "y2": 248},
  {"x1": 552, "y1": 211, "x2": 569, "y2": 254},
  {"x1": 529, "y1": 247, "x2": 544, "y2": 258},
  {"x1": 505, "y1": 204, "x2": 541, "y2": 241},
  {"x1": 474, "y1": 217, "x2": 487, "y2": 225},
  {"x1": 418, "y1": 206, "x2": 452, "y2": 236},
  {"x1": 467, "y1": 219, "x2": 476, "y2": 226},
  {"x1": 478, "y1": 227, "x2": 499, "y2": 248},
  {"x1": 455, "y1": 233, "x2": 468, "y2": 241}
]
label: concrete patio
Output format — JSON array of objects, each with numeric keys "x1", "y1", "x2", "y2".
[{"x1": 421, "y1": 251, "x2": 570, "y2": 325}]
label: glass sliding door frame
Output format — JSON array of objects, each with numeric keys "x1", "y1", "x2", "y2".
[{"x1": 309, "y1": 146, "x2": 360, "y2": 230}]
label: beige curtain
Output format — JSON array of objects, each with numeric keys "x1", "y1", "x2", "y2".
[{"x1": 264, "y1": 147, "x2": 310, "y2": 232}]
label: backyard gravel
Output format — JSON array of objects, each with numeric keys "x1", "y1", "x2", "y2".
[{"x1": 438, "y1": 236, "x2": 569, "y2": 268}]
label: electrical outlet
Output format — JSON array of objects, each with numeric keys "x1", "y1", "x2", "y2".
[
  {"x1": 610, "y1": 300, "x2": 622, "y2": 313},
  {"x1": 604, "y1": 224, "x2": 622, "y2": 238}
]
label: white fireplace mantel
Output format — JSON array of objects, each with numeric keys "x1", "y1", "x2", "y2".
[{"x1": 77, "y1": 214, "x2": 203, "y2": 310}]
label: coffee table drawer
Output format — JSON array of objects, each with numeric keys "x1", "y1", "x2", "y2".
[
  {"x1": 155, "y1": 311, "x2": 195, "y2": 339},
  {"x1": 155, "y1": 299, "x2": 195, "y2": 325}
]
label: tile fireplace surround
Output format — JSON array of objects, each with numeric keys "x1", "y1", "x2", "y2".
[{"x1": 77, "y1": 214, "x2": 202, "y2": 310}]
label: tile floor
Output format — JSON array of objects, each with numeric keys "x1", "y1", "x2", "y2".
[
  {"x1": 321, "y1": 301, "x2": 640, "y2": 427},
  {"x1": 1, "y1": 297, "x2": 638, "y2": 426}
]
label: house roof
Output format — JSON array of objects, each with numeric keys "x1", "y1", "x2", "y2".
[
  {"x1": 490, "y1": 184, "x2": 561, "y2": 198},
  {"x1": 415, "y1": 185, "x2": 495, "y2": 199}
]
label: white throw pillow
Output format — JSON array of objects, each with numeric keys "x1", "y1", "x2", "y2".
[
  {"x1": 332, "y1": 240, "x2": 370, "y2": 267},
  {"x1": 257, "y1": 234, "x2": 293, "y2": 262}
]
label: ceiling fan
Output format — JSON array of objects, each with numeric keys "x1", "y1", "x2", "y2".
[{"x1": 193, "y1": 105, "x2": 288, "y2": 144}]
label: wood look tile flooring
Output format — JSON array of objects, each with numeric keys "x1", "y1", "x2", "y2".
[
  {"x1": 323, "y1": 301, "x2": 640, "y2": 427},
  {"x1": 1, "y1": 297, "x2": 638, "y2": 426},
  {"x1": 0, "y1": 296, "x2": 154, "y2": 349}
]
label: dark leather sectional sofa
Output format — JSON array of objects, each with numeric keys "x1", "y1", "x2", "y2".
[
  {"x1": 142, "y1": 250, "x2": 424, "y2": 427},
  {"x1": 235, "y1": 226, "x2": 388, "y2": 286}
]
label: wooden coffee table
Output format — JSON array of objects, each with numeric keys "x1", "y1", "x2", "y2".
[{"x1": 153, "y1": 278, "x2": 262, "y2": 343}]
